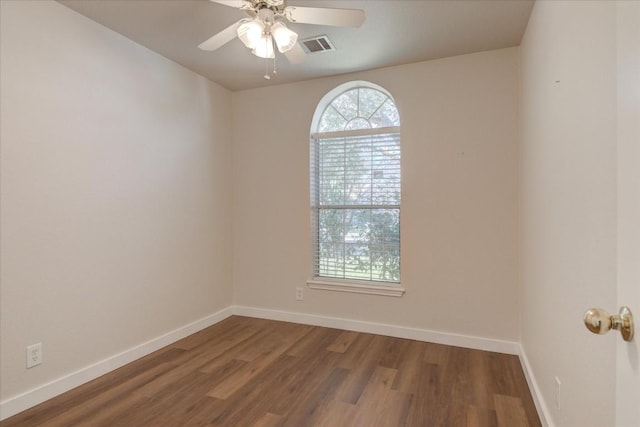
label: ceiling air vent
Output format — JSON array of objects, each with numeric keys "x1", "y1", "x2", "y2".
[{"x1": 300, "y1": 35, "x2": 335, "y2": 54}]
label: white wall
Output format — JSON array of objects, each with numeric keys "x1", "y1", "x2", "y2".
[
  {"x1": 232, "y1": 48, "x2": 520, "y2": 342},
  {"x1": 0, "y1": 0, "x2": 233, "y2": 406},
  {"x1": 616, "y1": 2, "x2": 640, "y2": 424},
  {"x1": 520, "y1": 1, "x2": 620, "y2": 425}
]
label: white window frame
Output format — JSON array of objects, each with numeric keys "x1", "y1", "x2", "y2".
[{"x1": 307, "y1": 81, "x2": 405, "y2": 297}]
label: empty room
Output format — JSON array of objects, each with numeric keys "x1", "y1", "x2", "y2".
[{"x1": 0, "y1": 1, "x2": 638, "y2": 426}]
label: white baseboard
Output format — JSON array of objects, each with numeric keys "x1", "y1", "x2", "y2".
[
  {"x1": 232, "y1": 305, "x2": 521, "y2": 355},
  {"x1": 0, "y1": 306, "x2": 233, "y2": 421},
  {"x1": 518, "y1": 345, "x2": 554, "y2": 427}
]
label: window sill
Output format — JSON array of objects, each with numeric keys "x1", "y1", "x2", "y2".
[{"x1": 306, "y1": 279, "x2": 405, "y2": 297}]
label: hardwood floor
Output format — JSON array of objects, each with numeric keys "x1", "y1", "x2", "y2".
[{"x1": 1, "y1": 316, "x2": 541, "y2": 427}]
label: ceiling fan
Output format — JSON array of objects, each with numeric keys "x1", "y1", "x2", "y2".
[{"x1": 198, "y1": 0, "x2": 366, "y2": 64}]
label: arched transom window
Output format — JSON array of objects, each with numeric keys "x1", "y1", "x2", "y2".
[
  {"x1": 309, "y1": 82, "x2": 402, "y2": 289},
  {"x1": 318, "y1": 86, "x2": 400, "y2": 132}
]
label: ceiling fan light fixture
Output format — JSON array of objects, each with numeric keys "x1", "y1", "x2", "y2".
[
  {"x1": 271, "y1": 21, "x2": 298, "y2": 53},
  {"x1": 252, "y1": 33, "x2": 275, "y2": 59},
  {"x1": 237, "y1": 19, "x2": 264, "y2": 49}
]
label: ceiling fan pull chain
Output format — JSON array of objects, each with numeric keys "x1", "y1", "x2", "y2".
[
  {"x1": 263, "y1": 35, "x2": 271, "y2": 79},
  {"x1": 273, "y1": 50, "x2": 277, "y2": 76}
]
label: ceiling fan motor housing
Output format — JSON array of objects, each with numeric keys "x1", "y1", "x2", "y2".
[
  {"x1": 252, "y1": 0, "x2": 286, "y2": 14},
  {"x1": 257, "y1": 8, "x2": 277, "y2": 25}
]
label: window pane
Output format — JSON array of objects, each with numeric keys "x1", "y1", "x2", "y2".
[
  {"x1": 344, "y1": 209, "x2": 369, "y2": 243},
  {"x1": 331, "y1": 90, "x2": 358, "y2": 121},
  {"x1": 318, "y1": 209, "x2": 345, "y2": 278},
  {"x1": 319, "y1": 105, "x2": 347, "y2": 132},
  {"x1": 358, "y1": 88, "x2": 388, "y2": 119},
  {"x1": 345, "y1": 243, "x2": 371, "y2": 280},
  {"x1": 318, "y1": 242, "x2": 344, "y2": 278},
  {"x1": 319, "y1": 209, "x2": 345, "y2": 243},
  {"x1": 369, "y1": 209, "x2": 400, "y2": 282},
  {"x1": 316, "y1": 208, "x2": 400, "y2": 283},
  {"x1": 345, "y1": 117, "x2": 371, "y2": 130},
  {"x1": 371, "y1": 136, "x2": 401, "y2": 204},
  {"x1": 370, "y1": 209, "x2": 400, "y2": 245},
  {"x1": 344, "y1": 138, "x2": 373, "y2": 205},
  {"x1": 370, "y1": 244, "x2": 400, "y2": 282},
  {"x1": 370, "y1": 99, "x2": 400, "y2": 128},
  {"x1": 318, "y1": 139, "x2": 345, "y2": 204},
  {"x1": 317, "y1": 134, "x2": 400, "y2": 207}
]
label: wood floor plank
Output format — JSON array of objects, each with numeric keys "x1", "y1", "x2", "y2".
[
  {"x1": 314, "y1": 400, "x2": 357, "y2": 427},
  {"x1": 253, "y1": 412, "x2": 284, "y2": 427},
  {"x1": 375, "y1": 389, "x2": 414, "y2": 427},
  {"x1": 206, "y1": 346, "x2": 341, "y2": 425},
  {"x1": 467, "y1": 348, "x2": 496, "y2": 410},
  {"x1": 206, "y1": 323, "x2": 311, "y2": 399},
  {"x1": 205, "y1": 354, "x2": 310, "y2": 425},
  {"x1": 351, "y1": 366, "x2": 397, "y2": 426},
  {"x1": 0, "y1": 347, "x2": 184, "y2": 427},
  {"x1": 378, "y1": 336, "x2": 411, "y2": 369},
  {"x1": 335, "y1": 332, "x2": 376, "y2": 369},
  {"x1": 506, "y1": 355, "x2": 542, "y2": 426},
  {"x1": 280, "y1": 367, "x2": 349, "y2": 427},
  {"x1": 423, "y1": 341, "x2": 452, "y2": 365},
  {"x1": 467, "y1": 404, "x2": 498, "y2": 427},
  {"x1": 414, "y1": 345, "x2": 469, "y2": 427},
  {"x1": 171, "y1": 316, "x2": 256, "y2": 351},
  {"x1": 494, "y1": 394, "x2": 530, "y2": 427},
  {"x1": 404, "y1": 361, "x2": 439, "y2": 426},
  {"x1": 32, "y1": 362, "x2": 178, "y2": 427},
  {"x1": 2, "y1": 316, "x2": 542, "y2": 427},
  {"x1": 286, "y1": 326, "x2": 342, "y2": 357},
  {"x1": 391, "y1": 338, "x2": 426, "y2": 394},
  {"x1": 266, "y1": 352, "x2": 344, "y2": 418},
  {"x1": 335, "y1": 334, "x2": 387, "y2": 404},
  {"x1": 326, "y1": 330, "x2": 359, "y2": 353},
  {"x1": 108, "y1": 370, "x2": 223, "y2": 427},
  {"x1": 168, "y1": 396, "x2": 226, "y2": 427},
  {"x1": 157, "y1": 322, "x2": 260, "y2": 380}
]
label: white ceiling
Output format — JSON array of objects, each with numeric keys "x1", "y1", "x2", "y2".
[{"x1": 59, "y1": 0, "x2": 534, "y2": 91}]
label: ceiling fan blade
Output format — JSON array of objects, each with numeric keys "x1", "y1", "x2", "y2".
[
  {"x1": 208, "y1": 0, "x2": 252, "y2": 9},
  {"x1": 198, "y1": 20, "x2": 242, "y2": 51},
  {"x1": 284, "y1": 6, "x2": 365, "y2": 28},
  {"x1": 284, "y1": 42, "x2": 306, "y2": 64}
]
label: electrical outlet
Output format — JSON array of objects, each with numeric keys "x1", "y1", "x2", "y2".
[
  {"x1": 26, "y1": 343, "x2": 43, "y2": 369},
  {"x1": 295, "y1": 287, "x2": 304, "y2": 301},
  {"x1": 554, "y1": 376, "x2": 561, "y2": 409}
]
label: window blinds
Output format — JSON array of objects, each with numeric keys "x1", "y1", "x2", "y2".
[{"x1": 311, "y1": 131, "x2": 401, "y2": 283}]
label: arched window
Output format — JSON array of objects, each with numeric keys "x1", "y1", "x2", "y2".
[{"x1": 310, "y1": 82, "x2": 401, "y2": 287}]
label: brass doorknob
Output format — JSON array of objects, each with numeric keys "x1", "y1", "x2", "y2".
[{"x1": 584, "y1": 306, "x2": 634, "y2": 342}]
